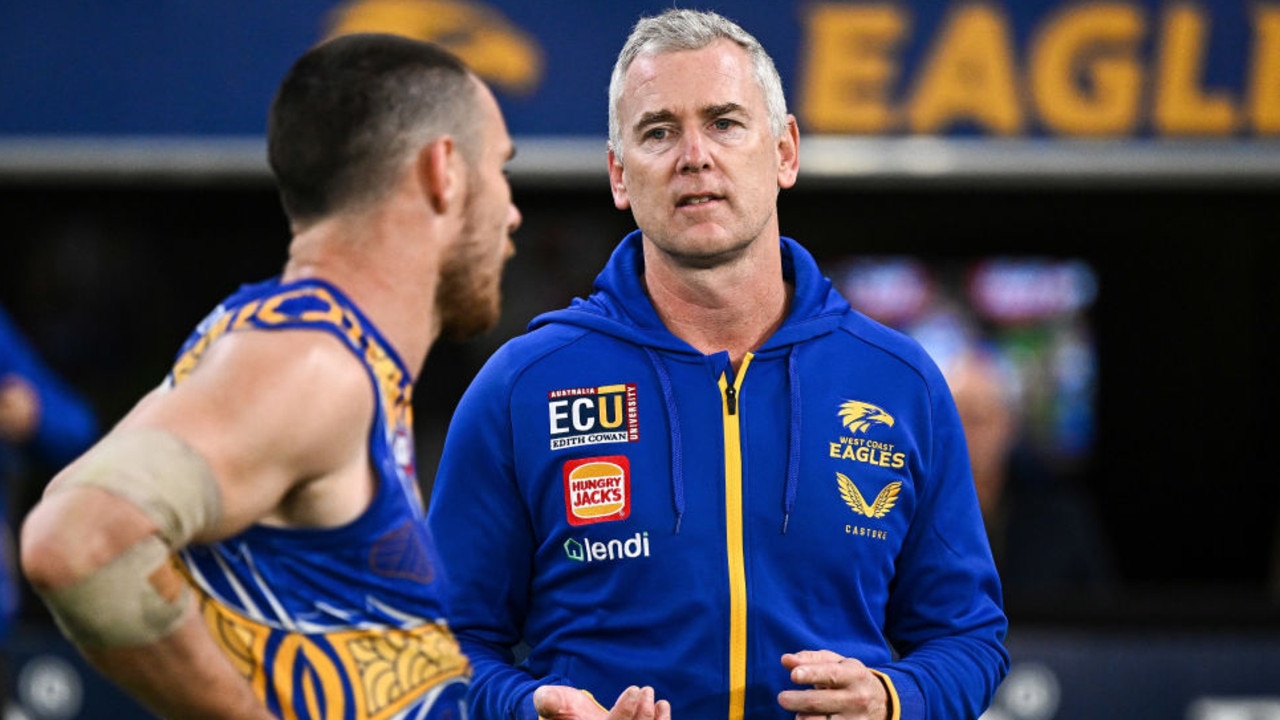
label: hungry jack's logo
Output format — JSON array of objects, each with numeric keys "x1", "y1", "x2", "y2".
[
  {"x1": 548, "y1": 383, "x2": 639, "y2": 450},
  {"x1": 563, "y1": 456, "x2": 631, "y2": 526}
]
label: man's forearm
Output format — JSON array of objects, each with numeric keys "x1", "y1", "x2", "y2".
[{"x1": 82, "y1": 606, "x2": 274, "y2": 720}]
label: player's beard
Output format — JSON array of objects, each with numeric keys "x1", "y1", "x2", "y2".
[{"x1": 437, "y1": 184, "x2": 505, "y2": 341}]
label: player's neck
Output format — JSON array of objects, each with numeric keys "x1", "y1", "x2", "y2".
[{"x1": 283, "y1": 216, "x2": 442, "y2": 378}]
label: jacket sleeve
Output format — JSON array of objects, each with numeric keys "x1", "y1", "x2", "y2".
[
  {"x1": 877, "y1": 368, "x2": 1011, "y2": 719},
  {"x1": 0, "y1": 305, "x2": 98, "y2": 467},
  {"x1": 426, "y1": 348, "x2": 572, "y2": 720}
]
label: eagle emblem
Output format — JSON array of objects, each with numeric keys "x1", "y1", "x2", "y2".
[
  {"x1": 837, "y1": 472, "x2": 901, "y2": 518},
  {"x1": 838, "y1": 400, "x2": 894, "y2": 434},
  {"x1": 326, "y1": 0, "x2": 544, "y2": 95}
]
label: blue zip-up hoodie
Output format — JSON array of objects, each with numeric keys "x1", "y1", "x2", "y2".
[{"x1": 428, "y1": 231, "x2": 1009, "y2": 720}]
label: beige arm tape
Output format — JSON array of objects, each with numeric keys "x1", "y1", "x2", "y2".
[{"x1": 40, "y1": 428, "x2": 224, "y2": 648}]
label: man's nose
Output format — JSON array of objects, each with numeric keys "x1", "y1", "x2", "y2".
[{"x1": 678, "y1": 132, "x2": 712, "y2": 173}]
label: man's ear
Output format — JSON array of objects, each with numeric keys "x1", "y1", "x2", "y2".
[
  {"x1": 418, "y1": 136, "x2": 459, "y2": 214},
  {"x1": 777, "y1": 115, "x2": 800, "y2": 190},
  {"x1": 607, "y1": 146, "x2": 630, "y2": 211}
]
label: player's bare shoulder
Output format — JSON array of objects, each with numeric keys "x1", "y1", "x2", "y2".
[{"x1": 146, "y1": 326, "x2": 376, "y2": 530}]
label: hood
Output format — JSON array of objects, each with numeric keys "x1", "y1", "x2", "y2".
[{"x1": 527, "y1": 229, "x2": 849, "y2": 352}]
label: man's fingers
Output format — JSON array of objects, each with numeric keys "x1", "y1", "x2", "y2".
[
  {"x1": 781, "y1": 649, "x2": 845, "y2": 669},
  {"x1": 609, "y1": 686, "x2": 654, "y2": 719},
  {"x1": 534, "y1": 685, "x2": 664, "y2": 720},
  {"x1": 778, "y1": 688, "x2": 840, "y2": 718},
  {"x1": 535, "y1": 685, "x2": 604, "y2": 718},
  {"x1": 784, "y1": 651, "x2": 872, "y2": 688}
]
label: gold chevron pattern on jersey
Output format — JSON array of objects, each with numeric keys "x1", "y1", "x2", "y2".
[
  {"x1": 170, "y1": 284, "x2": 412, "y2": 428},
  {"x1": 196, "y1": 590, "x2": 470, "y2": 720}
]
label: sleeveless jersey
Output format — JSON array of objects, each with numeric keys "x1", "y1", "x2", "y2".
[{"x1": 169, "y1": 277, "x2": 470, "y2": 720}]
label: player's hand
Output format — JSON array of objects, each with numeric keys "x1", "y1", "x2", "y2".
[
  {"x1": 534, "y1": 684, "x2": 671, "y2": 720},
  {"x1": 777, "y1": 650, "x2": 890, "y2": 720}
]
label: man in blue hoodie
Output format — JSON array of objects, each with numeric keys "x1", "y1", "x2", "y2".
[
  {"x1": 427, "y1": 9, "x2": 1010, "y2": 720},
  {"x1": 1, "y1": 303, "x2": 98, "y2": 706}
]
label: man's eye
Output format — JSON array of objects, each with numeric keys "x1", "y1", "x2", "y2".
[
  {"x1": 713, "y1": 119, "x2": 734, "y2": 130},
  {"x1": 644, "y1": 128, "x2": 668, "y2": 141}
]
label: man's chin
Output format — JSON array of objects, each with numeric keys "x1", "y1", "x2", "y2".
[
  {"x1": 441, "y1": 302, "x2": 500, "y2": 342},
  {"x1": 658, "y1": 230, "x2": 751, "y2": 268}
]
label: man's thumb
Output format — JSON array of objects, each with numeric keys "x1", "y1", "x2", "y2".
[{"x1": 533, "y1": 685, "x2": 563, "y2": 718}]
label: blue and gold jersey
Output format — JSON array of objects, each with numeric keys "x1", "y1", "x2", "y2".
[{"x1": 169, "y1": 277, "x2": 469, "y2": 720}]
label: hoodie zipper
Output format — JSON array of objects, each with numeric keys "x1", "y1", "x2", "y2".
[{"x1": 719, "y1": 353, "x2": 753, "y2": 720}]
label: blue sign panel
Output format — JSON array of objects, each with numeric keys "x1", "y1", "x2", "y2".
[{"x1": 1, "y1": 1, "x2": 1276, "y2": 139}]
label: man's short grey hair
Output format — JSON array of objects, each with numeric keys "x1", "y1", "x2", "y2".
[{"x1": 607, "y1": 9, "x2": 788, "y2": 163}]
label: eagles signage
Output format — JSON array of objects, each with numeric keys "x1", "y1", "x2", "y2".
[
  {"x1": 798, "y1": 2, "x2": 1280, "y2": 136},
  {"x1": 1, "y1": 0, "x2": 1275, "y2": 140}
]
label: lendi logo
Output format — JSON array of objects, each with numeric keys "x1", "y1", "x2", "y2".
[{"x1": 563, "y1": 533, "x2": 650, "y2": 563}]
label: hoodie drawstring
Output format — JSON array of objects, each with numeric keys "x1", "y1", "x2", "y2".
[
  {"x1": 782, "y1": 346, "x2": 801, "y2": 534},
  {"x1": 645, "y1": 347, "x2": 801, "y2": 535},
  {"x1": 645, "y1": 348, "x2": 685, "y2": 534}
]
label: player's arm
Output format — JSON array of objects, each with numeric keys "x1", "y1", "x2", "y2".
[{"x1": 19, "y1": 329, "x2": 374, "y2": 719}]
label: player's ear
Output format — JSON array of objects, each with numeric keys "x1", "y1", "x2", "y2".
[{"x1": 418, "y1": 136, "x2": 460, "y2": 213}]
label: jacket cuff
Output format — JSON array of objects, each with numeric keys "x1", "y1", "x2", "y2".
[{"x1": 874, "y1": 668, "x2": 923, "y2": 720}]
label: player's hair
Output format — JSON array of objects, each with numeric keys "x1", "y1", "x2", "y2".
[
  {"x1": 607, "y1": 9, "x2": 787, "y2": 163},
  {"x1": 268, "y1": 33, "x2": 479, "y2": 224}
]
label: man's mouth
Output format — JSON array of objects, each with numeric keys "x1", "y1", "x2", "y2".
[{"x1": 678, "y1": 194, "x2": 722, "y2": 207}]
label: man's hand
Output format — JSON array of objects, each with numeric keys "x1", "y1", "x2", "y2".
[
  {"x1": 0, "y1": 374, "x2": 40, "y2": 443},
  {"x1": 534, "y1": 684, "x2": 671, "y2": 720},
  {"x1": 777, "y1": 650, "x2": 891, "y2": 720}
]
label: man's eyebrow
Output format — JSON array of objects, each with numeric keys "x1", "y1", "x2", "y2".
[
  {"x1": 703, "y1": 102, "x2": 745, "y2": 119},
  {"x1": 633, "y1": 109, "x2": 677, "y2": 133},
  {"x1": 633, "y1": 103, "x2": 748, "y2": 134}
]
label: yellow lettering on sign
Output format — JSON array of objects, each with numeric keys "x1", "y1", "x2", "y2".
[
  {"x1": 1154, "y1": 3, "x2": 1238, "y2": 134},
  {"x1": 1030, "y1": 3, "x2": 1144, "y2": 135},
  {"x1": 907, "y1": 3, "x2": 1022, "y2": 134},
  {"x1": 1250, "y1": 6, "x2": 1280, "y2": 132},
  {"x1": 800, "y1": 3, "x2": 907, "y2": 132},
  {"x1": 795, "y1": 0, "x2": 1279, "y2": 138}
]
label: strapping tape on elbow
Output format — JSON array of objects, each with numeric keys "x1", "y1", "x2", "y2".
[
  {"x1": 41, "y1": 428, "x2": 224, "y2": 648},
  {"x1": 43, "y1": 535, "x2": 190, "y2": 648}
]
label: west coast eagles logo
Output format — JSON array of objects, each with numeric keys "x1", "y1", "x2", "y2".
[
  {"x1": 831, "y1": 399, "x2": 904, "y2": 527},
  {"x1": 830, "y1": 400, "x2": 906, "y2": 468},
  {"x1": 839, "y1": 400, "x2": 894, "y2": 434}
]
